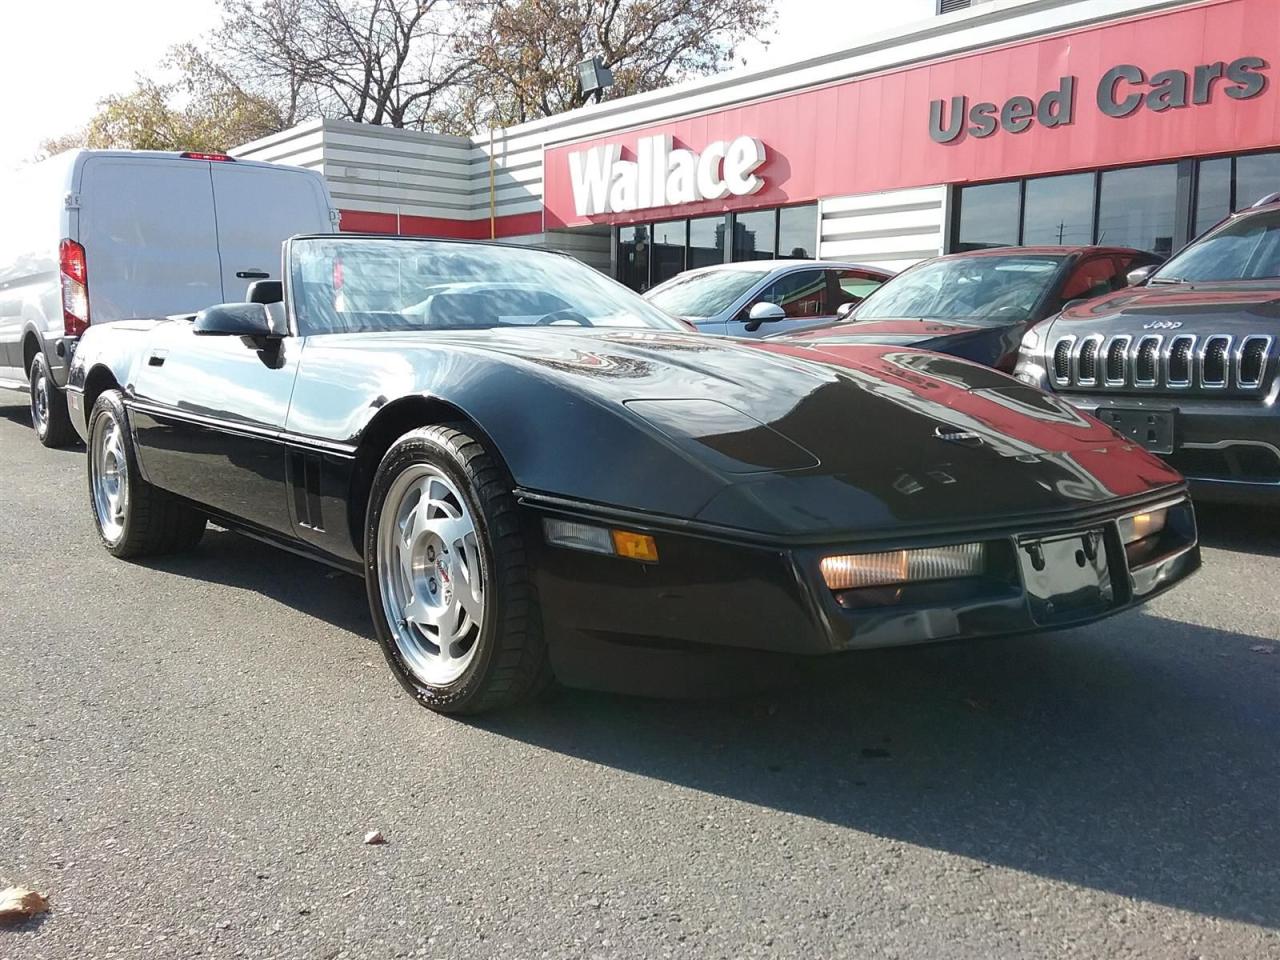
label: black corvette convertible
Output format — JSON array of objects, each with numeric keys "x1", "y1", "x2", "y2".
[{"x1": 68, "y1": 235, "x2": 1199, "y2": 714}]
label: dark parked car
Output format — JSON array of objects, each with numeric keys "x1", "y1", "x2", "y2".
[
  {"x1": 771, "y1": 247, "x2": 1163, "y2": 371},
  {"x1": 68, "y1": 235, "x2": 1198, "y2": 714},
  {"x1": 1015, "y1": 195, "x2": 1280, "y2": 505}
]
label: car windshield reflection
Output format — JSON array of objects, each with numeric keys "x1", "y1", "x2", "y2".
[
  {"x1": 289, "y1": 236, "x2": 687, "y2": 336},
  {"x1": 853, "y1": 254, "x2": 1064, "y2": 324}
]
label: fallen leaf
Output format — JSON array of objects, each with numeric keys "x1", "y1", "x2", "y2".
[
  {"x1": 0, "y1": 887, "x2": 50, "y2": 922},
  {"x1": 363, "y1": 829, "x2": 386, "y2": 845}
]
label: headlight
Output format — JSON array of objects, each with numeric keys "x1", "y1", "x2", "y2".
[
  {"x1": 543, "y1": 518, "x2": 659, "y2": 563},
  {"x1": 1118, "y1": 508, "x2": 1168, "y2": 545},
  {"x1": 1020, "y1": 327, "x2": 1042, "y2": 352},
  {"x1": 820, "y1": 542, "x2": 985, "y2": 590}
]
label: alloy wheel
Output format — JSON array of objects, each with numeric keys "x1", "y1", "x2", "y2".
[
  {"x1": 91, "y1": 413, "x2": 130, "y2": 544},
  {"x1": 376, "y1": 464, "x2": 486, "y2": 686}
]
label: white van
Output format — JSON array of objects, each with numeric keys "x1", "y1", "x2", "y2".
[{"x1": 0, "y1": 150, "x2": 338, "y2": 446}]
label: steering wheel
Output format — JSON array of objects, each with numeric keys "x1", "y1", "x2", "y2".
[{"x1": 535, "y1": 309, "x2": 593, "y2": 327}]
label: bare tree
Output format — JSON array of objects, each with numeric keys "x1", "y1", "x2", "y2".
[
  {"x1": 214, "y1": 0, "x2": 476, "y2": 128},
  {"x1": 450, "y1": 0, "x2": 775, "y2": 128}
]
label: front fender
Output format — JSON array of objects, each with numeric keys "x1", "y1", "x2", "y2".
[
  {"x1": 67, "y1": 321, "x2": 158, "y2": 434},
  {"x1": 285, "y1": 340, "x2": 731, "y2": 522}
]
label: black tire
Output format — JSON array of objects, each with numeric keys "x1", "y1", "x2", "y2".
[
  {"x1": 364, "y1": 423, "x2": 550, "y2": 715},
  {"x1": 87, "y1": 390, "x2": 206, "y2": 558},
  {"x1": 30, "y1": 352, "x2": 78, "y2": 448}
]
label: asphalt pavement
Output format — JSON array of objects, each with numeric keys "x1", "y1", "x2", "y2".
[{"x1": 1, "y1": 397, "x2": 1277, "y2": 960}]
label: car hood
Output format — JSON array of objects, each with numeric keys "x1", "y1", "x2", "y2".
[
  {"x1": 770, "y1": 318, "x2": 1025, "y2": 372},
  {"x1": 329, "y1": 328, "x2": 1183, "y2": 537},
  {"x1": 1045, "y1": 280, "x2": 1280, "y2": 338}
]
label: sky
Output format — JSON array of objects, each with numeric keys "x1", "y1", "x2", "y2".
[{"x1": 0, "y1": 0, "x2": 924, "y2": 171}]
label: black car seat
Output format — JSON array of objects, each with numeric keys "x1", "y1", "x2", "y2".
[
  {"x1": 245, "y1": 280, "x2": 283, "y2": 304},
  {"x1": 245, "y1": 280, "x2": 286, "y2": 332}
]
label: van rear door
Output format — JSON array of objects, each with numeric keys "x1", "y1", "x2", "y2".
[
  {"x1": 77, "y1": 155, "x2": 223, "y2": 323},
  {"x1": 210, "y1": 162, "x2": 332, "y2": 302}
]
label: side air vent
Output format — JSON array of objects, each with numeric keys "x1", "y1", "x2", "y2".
[
  {"x1": 1135, "y1": 336, "x2": 1161, "y2": 386},
  {"x1": 1105, "y1": 336, "x2": 1130, "y2": 385},
  {"x1": 1078, "y1": 337, "x2": 1101, "y2": 384},
  {"x1": 1202, "y1": 335, "x2": 1232, "y2": 387},
  {"x1": 1052, "y1": 337, "x2": 1074, "y2": 383},
  {"x1": 1168, "y1": 335, "x2": 1195, "y2": 387},
  {"x1": 1239, "y1": 336, "x2": 1271, "y2": 388}
]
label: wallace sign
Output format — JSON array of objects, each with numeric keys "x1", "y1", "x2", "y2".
[{"x1": 929, "y1": 56, "x2": 1269, "y2": 144}]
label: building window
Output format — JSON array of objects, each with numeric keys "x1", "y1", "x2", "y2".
[
  {"x1": 614, "y1": 204, "x2": 818, "y2": 291},
  {"x1": 955, "y1": 180, "x2": 1021, "y2": 251},
  {"x1": 650, "y1": 220, "x2": 687, "y2": 288},
  {"x1": 1194, "y1": 157, "x2": 1233, "y2": 237},
  {"x1": 1194, "y1": 149, "x2": 1280, "y2": 240},
  {"x1": 1236, "y1": 152, "x2": 1280, "y2": 210},
  {"x1": 1022, "y1": 172, "x2": 1095, "y2": 246},
  {"x1": 778, "y1": 205, "x2": 819, "y2": 258},
  {"x1": 732, "y1": 209, "x2": 777, "y2": 261},
  {"x1": 1097, "y1": 163, "x2": 1177, "y2": 257},
  {"x1": 688, "y1": 216, "x2": 726, "y2": 270},
  {"x1": 617, "y1": 225, "x2": 650, "y2": 291}
]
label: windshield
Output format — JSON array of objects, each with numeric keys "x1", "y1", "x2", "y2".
[
  {"x1": 645, "y1": 268, "x2": 772, "y2": 319},
  {"x1": 1153, "y1": 209, "x2": 1280, "y2": 282},
  {"x1": 290, "y1": 237, "x2": 686, "y2": 336},
  {"x1": 853, "y1": 255, "x2": 1064, "y2": 323}
]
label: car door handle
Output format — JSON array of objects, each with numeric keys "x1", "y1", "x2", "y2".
[
  {"x1": 236, "y1": 270, "x2": 270, "y2": 280},
  {"x1": 148, "y1": 350, "x2": 167, "y2": 367}
]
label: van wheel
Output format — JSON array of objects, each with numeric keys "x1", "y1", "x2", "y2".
[
  {"x1": 30, "y1": 353, "x2": 77, "y2": 448},
  {"x1": 365, "y1": 424, "x2": 551, "y2": 715},
  {"x1": 87, "y1": 390, "x2": 206, "y2": 558}
]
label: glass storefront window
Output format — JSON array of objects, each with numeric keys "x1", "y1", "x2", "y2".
[
  {"x1": 688, "y1": 216, "x2": 726, "y2": 269},
  {"x1": 1022, "y1": 173, "x2": 1095, "y2": 246},
  {"x1": 733, "y1": 210, "x2": 776, "y2": 261},
  {"x1": 1235, "y1": 152, "x2": 1280, "y2": 210},
  {"x1": 778, "y1": 205, "x2": 818, "y2": 258},
  {"x1": 617, "y1": 204, "x2": 819, "y2": 288},
  {"x1": 650, "y1": 220, "x2": 687, "y2": 288},
  {"x1": 617, "y1": 225, "x2": 650, "y2": 292},
  {"x1": 1194, "y1": 157, "x2": 1233, "y2": 238},
  {"x1": 956, "y1": 181, "x2": 1020, "y2": 250},
  {"x1": 1097, "y1": 164, "x2": 1177, "y2": 257}
]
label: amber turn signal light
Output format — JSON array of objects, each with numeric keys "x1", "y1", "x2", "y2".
[
  {"x1": 543, "y1": 519, "x2": 659, "y2": 563},
  {"x1": 611, "y1": 530, "x2": 659, "y2": 562}
]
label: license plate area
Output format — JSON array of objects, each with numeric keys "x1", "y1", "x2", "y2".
[
  {"x1": 1018, "y1": 528, "x2": 1115, "y2": 625},
  {"x1": 1096, "y1": 407, "x2": 1176, "y2": 454}
]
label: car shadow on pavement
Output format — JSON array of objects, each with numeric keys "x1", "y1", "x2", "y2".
[
  {"x1": 145, "y1": 527, "x2": 1278, "y2": 929},
  {"x1": 479, "y1": 620, "x2": 1279, "y2": 930},
  {"x1": 1196, "y1": 502, "x2": 1280, "y2": 559}
]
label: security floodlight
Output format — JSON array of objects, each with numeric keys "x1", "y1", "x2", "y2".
[{"x1": 578, "y1": 56, "x2": 614, "y2": 103}]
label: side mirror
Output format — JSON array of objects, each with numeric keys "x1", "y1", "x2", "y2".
[
  {"x1": 835, "y1": 301, "x2": 858, "y2": 321},
  {"x1": 194, "y1": 302, "x2": 281, "y2": 340},
  {"x1": 743, "y1": 301, "x2": 787, "y2": 332},
  {"x1": 1126, "y1": 264, "x2": 1158, "y2": 287}
]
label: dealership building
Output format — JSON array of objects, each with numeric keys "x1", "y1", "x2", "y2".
[{"x1": 235, "y1": 0, "x2": 1280, "y2": 290}]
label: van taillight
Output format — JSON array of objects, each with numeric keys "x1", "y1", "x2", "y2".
[
  {"x1": 59, "y1": 238, "x2": 89, "y2": 337},
  {"x1": 180, "y1": 151, "x2": 235, "y2": 162}
]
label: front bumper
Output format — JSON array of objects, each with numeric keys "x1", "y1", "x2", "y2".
[
  {"x1": 1069, "y1": 393, "x2": 1280, "y2": 504},
  {"x1": 520, "y1": 489, "x2": 1199, "y2": 660}
]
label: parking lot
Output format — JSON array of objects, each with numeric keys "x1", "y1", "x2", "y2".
[{"x1": 1, "y1": 396, "x2": 1277, "y2": 959}]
